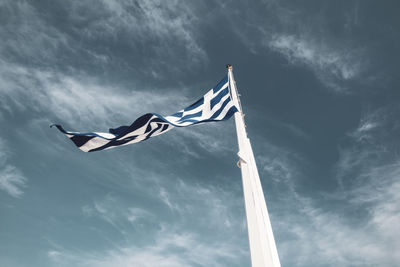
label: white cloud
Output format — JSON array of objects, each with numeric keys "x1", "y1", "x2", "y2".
[
  {"x1": 88, "y1": 231, "x2": 242, "y2": 267},
  {"x1": 257, "y1": 141, "x2": 306, "y2": 193},
  {"x1": 95, "y1": 0, "x2": 206, "y2": 63},
  {"x1": 349, "y1": 108, "x2": 390, "y2": 143},
  {"x1": 166, "y1": 121, "x2": 237, "y2": 159},
  {"x1": 82, "y1": 194, "x2": 148, "y2": 230},
  {"x1": 0, "y1": 165, "x2": 26, "y2": 198},
  {"x1": 268, "y1": 34, "x2": 362, "y2": 92},
  {"x1": 47, "y1": 250, "x2": 62, "y2": 261},
  {"x1": 0, "y1": 1, "x2": 70, "y2": 64},
  {"x1": 223, "y1": 1, "x2": 367, "y2": 92},
  {"x1": 0, "y1": 1, "x2": 206, "y2": 71},
  {"x1": 0, "y1": 138, "x2": 27, "y2": 198},
  {"x1": 266, "y1": 108, "x2": 400, "y2": 266},
  {"x1": 264, "y1": 161, "x2": 400, "y2": 266},
  {"x1": 55, "y1": 178, "x2": 248, "y2": 267},
  {"x1": 159, "y1": 187, "x2": 181, "y2": 212},
  {"x1": 0, "y1": 62, "x2": 189, "y2": 128},
  {"x1": 127, "y1": 207, "x2": 153, "y2": 224},
  {"x1": 47, "y1": 227, "x2": 245, "y2": 267},
  {"x1": 280, "y1": 162, "x2": 400, "y2": 267}
]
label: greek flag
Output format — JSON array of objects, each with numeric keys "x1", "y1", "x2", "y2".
[{"x1": 52, "y1": 75, "x2": 238, "y2": 152}]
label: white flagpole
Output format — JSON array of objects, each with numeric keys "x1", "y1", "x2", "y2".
[{"x1": 227, "y1": 65, "x2": 281, "y2": 267}]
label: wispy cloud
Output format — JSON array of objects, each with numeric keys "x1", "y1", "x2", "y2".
[
  {"x1": 47, "y1": 227, "x2": 245, "y2": 267},
  {"x1": 268, "y1": 34, "x2": 363, "y2": 92},
  {"x1": 126, "y1": 207, "x2": 154, "y2": 224},
  {"x1": 0, "y1": 62, "x2": 187, "y2": 128},
  {"x1": 167, "y1": 122, "x2": 237, "y2": 158},
  {"x1": 264, "y1": 107, "x2": 400, "y2": 266},
  {"x1": 51, "y1": 178, "x2": 248, "y2": 267},
  {"x1": 0, "y1": 165, "x2": 26, "y2": 198},
  {"x1": 159, "y1": 187, "x2": 181, "y2": 212},
  {"x1": 223, "y1": 1, "x2": 368, "y2": 92},
  {"x1": 85, "y1": 230, "x2": 243, "y2": 267},
  {"x1": 0, "y1": 0, "x2": 206, "y2": 78},
  {"x1": 257, "y1": 141, "x2": 307, "y2": 190},
  {"x1": 82, "y1": 194, "x2": 155, "y2": 233},
  {"x1": 94, "y1": 0, "x2": 207, "y2": 64},
  {"x1": 0, "y1": 138, "x2": 27, "y2": 198},
  {"x1": 277, "y1": 162, "x2": 400, "y2": 267},
  {"x1": 0, "y1": 1, "x2": 71, "y2": 66}
]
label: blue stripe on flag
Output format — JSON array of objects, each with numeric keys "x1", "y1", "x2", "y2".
[
  {"x1": 169, "y1": 111, "x2": 183, "y2": 118},
  {"x1": 212, "y1": 76, "x2": 228, "y2": 93},
  {"x1": 210, "y1": 86, "x2": 229, "y2": 110},
  {"x1": 178, "y1": 111, "x2": 203, "y2": 122},
  {"x1": 208, "y1": 97, "x2": 232, "y2": 120}
]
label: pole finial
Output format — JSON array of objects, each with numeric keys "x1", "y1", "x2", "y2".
[{"x1": 226, "y1": 64, "x2": 233, "y2": 70}]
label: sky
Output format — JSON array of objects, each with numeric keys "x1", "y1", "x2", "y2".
[{"x1": 1, "y1": 0, "x2": 400, "y2": 266}]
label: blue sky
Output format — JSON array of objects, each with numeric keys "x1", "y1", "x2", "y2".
[{"x1": 1, "y1": 1, "x2": 400, "y2": 266}]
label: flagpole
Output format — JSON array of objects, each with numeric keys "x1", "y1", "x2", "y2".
[{"x1": 227, "y1": 65, "x2": 281, "y2": 267}]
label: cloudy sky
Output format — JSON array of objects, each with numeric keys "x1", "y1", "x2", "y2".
[{"x1": 1, "y1": 0, "x2": 400, "y2": 266}]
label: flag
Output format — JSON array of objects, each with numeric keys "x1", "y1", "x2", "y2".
[{"x1": 52, "y1": 75, "x2": 238, "y2": 152}]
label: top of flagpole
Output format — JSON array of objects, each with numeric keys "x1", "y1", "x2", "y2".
[{"x1": 226, "y1": 64, "x2": 244, "y2": 115}]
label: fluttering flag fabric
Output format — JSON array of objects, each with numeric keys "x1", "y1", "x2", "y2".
[{"x1": 52, "y1": 75, "x2": 238, "y2": 152}]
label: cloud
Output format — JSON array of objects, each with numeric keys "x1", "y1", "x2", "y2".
[
  {"x1": 94, "y1": 0, "x2": 207, "y2": 63},
  {"x1": 263, "y1": 162, "x2": 400, "y2": 266},
  {"x1": 0, "y1": 0, "x2": 206, "y2": 76},
  {"x1": 84, "y1": 230, "x2": 242, "y2": 267},
  {"x1": 0, "y1": 138, "x2": 27, "y2": 198},
  {"x1": 50, "y1": 178, "x2": 248, "y2": 267},
  {"x1": 47, "y1": 250, "x2": 63, "y2": 261},
  {"x1": 0, "y1": 62, "x2": 187, "y2": 127},
  {"x1": 127, "y1": 207, "x2": 154, "y2": 224},
  {"x1": 278, "y1": 162, "x2": 400, "y2": 267},
  {"x1": 349, "y1": 108, "x2": 394, "y2": 143},
  {"x1": 0, "y1": 1, "x2": 70, "y2": 65},
  {"x1": 82, "y1": 194, "x2": 155, "y2": 233},
  {"x1": 47, "y1": 228, "x2": 245, "y2": 267},
  {"x1": 264, "y1": 107, "x2": 400, "y2": 266},
  {"x1": 335, "y1": 107, "x2": 399, "y2": 187},
  {"x1": 0, "y1": 165, "x2": 27, "y2": 198},
  {"x1": 166, "y1": 121, "x2": 237, "y2": 159},
  {"x1": 159, "y1": 187, "x2": 181, "y2": 212},
  {"x1": 223, "y1": 1, "x2": 368, "y2": 92},
  {"x1": 268, "y1": 34, "x2": 363, "y2": 91},
  {"x1": 257, "y1": 141, "x2": 307, "y2": 194}
]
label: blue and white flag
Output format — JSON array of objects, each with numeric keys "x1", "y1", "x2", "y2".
[{"x1": 52, "y1": 75, "x2": 238, "y2": 152}]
